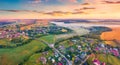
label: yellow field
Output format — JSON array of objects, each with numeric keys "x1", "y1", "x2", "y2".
[{"x1": 101, "y1": 27, "x2": 120, "y2": 46}]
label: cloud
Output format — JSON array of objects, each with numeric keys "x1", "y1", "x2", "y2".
[
  {"x1": 29, "y1": 0, "x2": 42, "y2": 4},
  {"x1": 28, "y1": 0, "x2": 49, "y2": 4},
  {"x1": 73, "y1": 7, "x2": 95, "y2": 14},
  {"x1": 44, "y1": 11, "x2": 67, "y2": 16},
  {"x1": 72, "y1": 11, "x2": 85, "y2": 14},
  {"x1": 74, "y1": 7, "x2": 96, "y2": 12},
  {"x1": 68, "y1": 0, "x2": 78, "y2": 3},
  {"x1": 0, "y1": 9, "x2": 89, "y2": 17},
  {"x1": 44, "y1": 10, "x2": 86, "y2": 16},
  {"x1": 84, "y1": 0, "x2": 120, "y2": 4},
  {"x1": 0, "y1": 2, "x2": 120, "y2": 19},
  {"x1": 0, "y1": 10, "x2": 28, "y2": 12},
  {"x1": 59, "y1": 0, "x2": 78, "y2": 3},
  {"x1": 0, "y1": 10, "x2": 69, "y2": 16},
  {"x1": 81, "y1": 3, "x2": 90, "y2": 5},
  {"x1": 0, "y1": 10, "x2": 44, "y2": 13},
  {"x1": 103, "y1": 1, "x2": 120, "y2": 4},
  {"x1": 82, "y1": 7, "x2": 95, "y2": 10}
]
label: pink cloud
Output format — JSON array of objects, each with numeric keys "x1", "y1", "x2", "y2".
[
  {"x1": 68, "y1": 0, "x2": 78, "y2": 3},
  {"x1": 59, "y1": 0, "x2": 78, "y2": 3},
  {"x1": 103, "y1": 1, "x2": 120, "y2": 4},
  {"x1": 28, "y1": 0, "x2": 42, "y2": 4},
  {"x1": 84, "y1": 0, "x2": 120, "y2": 4}
]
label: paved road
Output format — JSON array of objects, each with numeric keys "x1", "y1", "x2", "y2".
[
  {"x1": 53, "y1": 47, "x2": 72, "y2": 65},
  {"x1": 79, "y1": 55, "x2": 90, "y2": 65},
  {"x1": 36, "y1": 39, "x2": 72, "y2": 65}
]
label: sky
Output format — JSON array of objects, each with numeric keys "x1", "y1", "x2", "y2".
[{"x1": 0, "y1": 0, "x2": 120, "y2": 19}]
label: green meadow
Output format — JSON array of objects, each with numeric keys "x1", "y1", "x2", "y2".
[
  {"x1": 40, "y1": 35, "x2": 55, "y2": 44},
  {"x1": 24, "y1": 50, "x2": 53, "y2": 65},
  {"x1": 87, "y1": 54, "x2": 120, "y2": 65},
  {"x1": 0, "y1": 40, "x2": 47, "y2": 65}
]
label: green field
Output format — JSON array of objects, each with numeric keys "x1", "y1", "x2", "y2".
[
  {"x1": 40, "y1": 35, "x2": 55, "y2": 44},
  {"x1": 24, "y1": 50, "x2": 53, "y2": 65},
  {"x1": 87, "y1": 54, "x2": 120, "y2": 65},
  {"x1": 0, "y1": 40, "x2": 47, "y2": 65},
  {"x1": 0, "y1": 39, "x2": 15, "y2": 47},
  {"x1": 0, "y1": 37, "x2": 30, "y2": 48},
  {"x1": 55, "y1": 40, "x2": 73, "y2": 48}
]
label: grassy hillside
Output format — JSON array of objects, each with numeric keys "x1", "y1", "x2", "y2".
[
  {"x1": 24, "y1": 50, "x2": 53, "y2": 65},
  {"x1": 0, "y1": 40, "x2": 47, "y2": 65},
  {"x1": 87, "y1": 54, "x2": 120, "y2": 65},
  {"x1": 40, "y1": 35, "x2": 55, "y2": 44}
]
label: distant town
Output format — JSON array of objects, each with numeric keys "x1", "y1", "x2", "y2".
[{"x1": 0, "y1": 19, "x2": 120, "y2": 65}]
